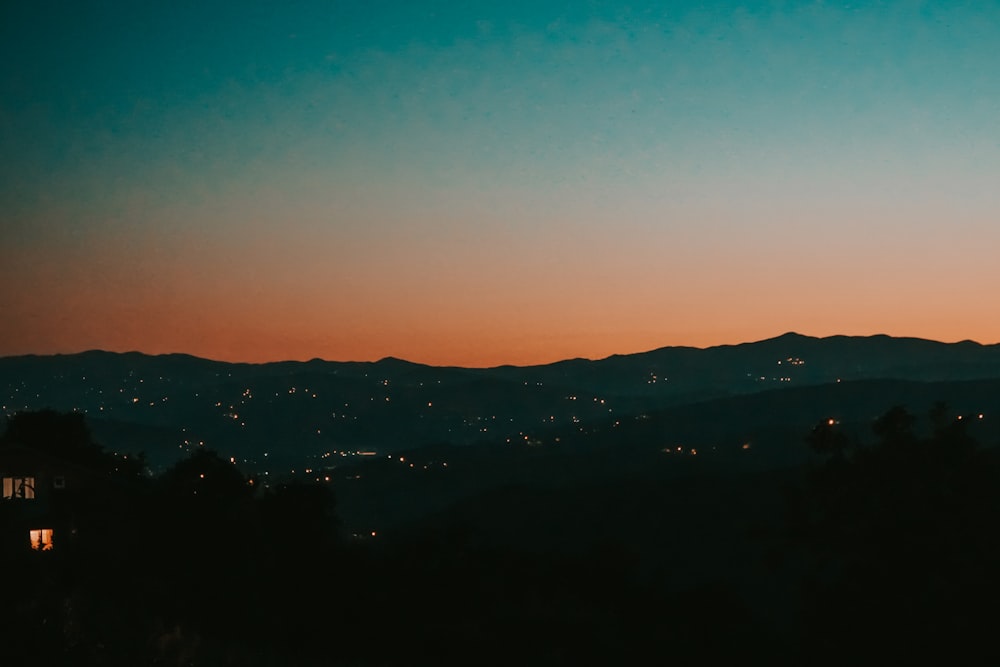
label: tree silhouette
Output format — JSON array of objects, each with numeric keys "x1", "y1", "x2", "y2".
[
  {"x1": 158, "y1": 447, "x2": 252, "y2": 503},
  {"x1": 2, "y1": 409, "x2": 106, "y2": 466},
  {"x1": 789, "y1": 404, "x2": 1000, "y2": 665},
  {"x1": 870, "y1": 404, "x2": 917, "y2": 449},
  {"x1": 804, "y1": 417, "x2": 849, "y2": 457}
]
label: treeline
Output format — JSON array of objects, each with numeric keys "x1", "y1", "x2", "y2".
[
  {"x1": 787, "y1": 404, "x2": 1000, "y2": 665},
  {"x1": 2, "y1": 406, "x2": 999, "y2": 665}
]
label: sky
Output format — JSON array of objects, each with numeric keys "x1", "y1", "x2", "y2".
[{"x1": 2, "y1": 0, "x2": 999, "y2": 367}]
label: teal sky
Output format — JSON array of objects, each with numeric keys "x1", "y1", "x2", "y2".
[{"x1": 3, "y1": 1, "x2": 999, "y2": 365}]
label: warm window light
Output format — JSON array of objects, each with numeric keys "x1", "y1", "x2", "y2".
[
  {"x1": 30, "y1": 529, "x2": 53, "y2": 551},
  {"x1": 2, "y1": 477, "x2": 35, "y2": 499}
]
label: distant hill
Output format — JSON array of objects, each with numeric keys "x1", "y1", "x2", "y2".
[
  {"x1": 328, "y1": 376, "x2": 1000, "y2": 533},
  {"x1": 2, "y1": 333, "x2": 1000, "y2": 473}
]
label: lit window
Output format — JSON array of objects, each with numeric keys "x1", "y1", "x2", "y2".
[
  {"x1": 2, "y1": 477, "x2": 36, "y2": 499},
  {"x1": 29, "y1": 529, "x2": 54, "y2": 551}
]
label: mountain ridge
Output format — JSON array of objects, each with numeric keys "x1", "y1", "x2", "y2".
[
  {"x1": 5, "y1": 331, "x2": 996, "y2": 368},
  {"x1": 4, "y1": 332, "x2": 1000, "y2": 473}
]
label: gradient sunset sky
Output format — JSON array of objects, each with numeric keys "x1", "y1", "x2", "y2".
[{"x1": 3, "y1": 1, "x2": 998, "y2": 366}]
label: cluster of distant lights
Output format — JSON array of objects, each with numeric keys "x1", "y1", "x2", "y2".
[
  {"x1": 384, "y1": 454, "x2": 449, "y2": 471},
  {"x1": 3, "y1": 367, "x2": 995, "y2": 547},
  {"x1": 2, "y1": 362, "x2": 993, "y2": 481},
  {"x1": 9, "y1": 368, "x2": 699, "y2": 424},
  {"x1": 662, "y1": 446, "x2": 700, "y2": 456},
  {"x1": 749, "y1": 357, "x2": 808, "y2": 383},
  {"x1": 7, "y1": 361, "x2": 994, "y2": 544}
]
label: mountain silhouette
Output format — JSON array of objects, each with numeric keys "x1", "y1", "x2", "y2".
[{"x1": 2, "y1": 333, "x2": 999, "y2": 476}]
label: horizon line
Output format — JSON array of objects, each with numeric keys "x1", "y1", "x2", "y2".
[{"x1": 1, "y1": 331, "x2": 992, "y2": 370}]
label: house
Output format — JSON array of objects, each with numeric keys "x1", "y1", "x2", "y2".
[{"x1": 0, "y1": 442, "x2": 97, "y2": 553}]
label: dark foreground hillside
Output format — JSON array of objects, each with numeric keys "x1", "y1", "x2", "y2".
[{"x1": 2, "y1": 407, "x2": 999, "y2": 665}]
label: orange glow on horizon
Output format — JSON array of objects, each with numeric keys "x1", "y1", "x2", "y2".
[
  {"x1": 5, "y1": 219, "x2": 1000, "y2": 367},
  {"x1": 2, "y1": 323, "x2": 996, "y2": 368}
]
